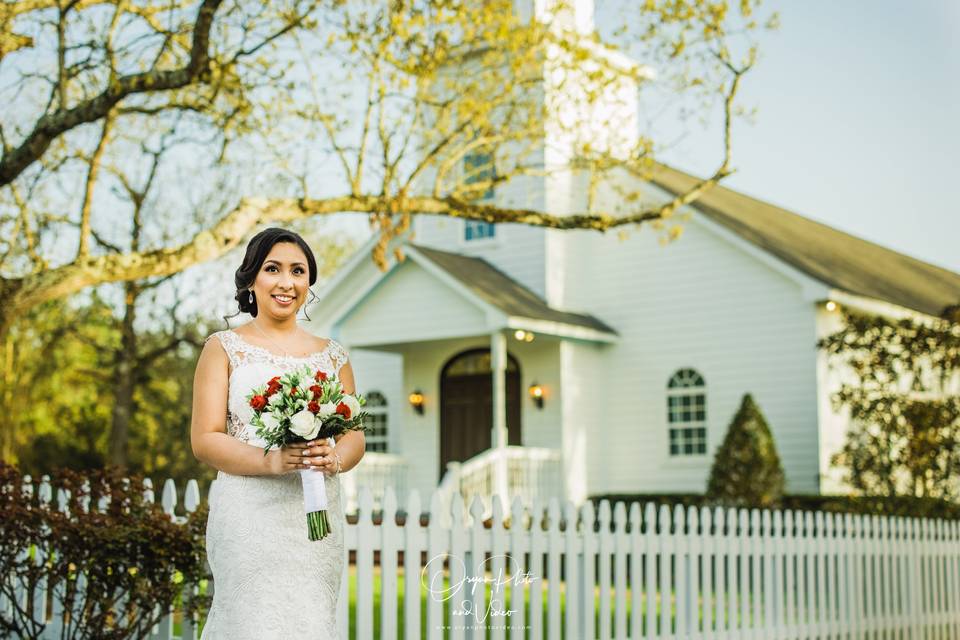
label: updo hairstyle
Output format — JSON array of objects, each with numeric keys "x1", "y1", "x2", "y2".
[{"x1": 232, "y1": 227, "x2": 319, "y2": 318}]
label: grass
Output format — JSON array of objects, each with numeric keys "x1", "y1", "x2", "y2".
[
  {"x1": 183, "y1": 564, "x2": 760, "y2": 639},
  {"x1": 343, "y1": 564, "x2": 677, "y2": 640}
]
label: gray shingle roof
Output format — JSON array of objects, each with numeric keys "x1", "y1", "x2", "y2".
[
  {"x1": 649, "y1": 164, "x2": 960, "y2": 318},
  {"x1": 408, "y1": 244, "x2": 617, "y2": 335}
]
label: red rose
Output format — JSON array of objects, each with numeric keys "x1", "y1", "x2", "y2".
[
  {"x1": 308, "y1": 400, "x2": 320, "y2": 414},
  {"x1": 265, "y1": 377, "x2": 282, "y2": 397},
  {"x1": 335, "y1": 402, "x2": 351, "y2": 419},
  {"x1": 249, "y1": 395, "x2": 267, "y2": 410},
  {"x1": 309, "y1": 384, "x2": 322, "y2": 398},
  {"x1": 314, "y1": 371, "x2": 328, "y2": 382}
]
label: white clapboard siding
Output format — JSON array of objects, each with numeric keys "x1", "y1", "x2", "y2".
[{"x1": 11, "y1": 477, "x2": 960, "y2": 639}]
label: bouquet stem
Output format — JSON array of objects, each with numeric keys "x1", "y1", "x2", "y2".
[
  {"x1": 300, "y1": 468, "x2": 330, "y2": 541},
  {"x1": 306, "y1": 510, "x2": 331, "y2": 540}
]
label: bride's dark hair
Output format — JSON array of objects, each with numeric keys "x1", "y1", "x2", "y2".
[{"x1": 223, "y1": 227, "x2": 319, "y2": 324}]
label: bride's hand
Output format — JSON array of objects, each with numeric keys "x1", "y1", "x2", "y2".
[
  {"x1": 301, "y1": 439, "x2": 339, "y2": 476},
  {"x1": 267, "y1": 444, "x2": 312, "y2": 475}
]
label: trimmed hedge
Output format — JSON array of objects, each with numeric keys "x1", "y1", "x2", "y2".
[{"x1": 589, "y1": 493, "x2": 960, "y2": 520}]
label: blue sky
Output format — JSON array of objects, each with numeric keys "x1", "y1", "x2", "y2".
[{"x1": 617, "y1": 1, "x2": 960, "y2": 273}]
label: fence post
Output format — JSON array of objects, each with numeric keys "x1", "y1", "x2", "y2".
[
  {"x1": 529, "y1": 497, "x2": 544, "y2": 640},
  {"x1": 598, "y1": 500, "x2": 613, "y2": 640},
  {"x1": 660, "y1": 504, "x2": 674, "y2": 637},
  {"x1": 628, "y1": 503, "x2": 644, "y2": 640},
  {"x1": 563, "y1": 500, "x2": 580, "y2": 640},
  {"x1": 761, "y1": 510, "x2": 774, "y2": 637},
  {"x1": 404, "y1": 490, "x2": 423, "y2": 640},
  {"x1": 715, "y1": 507, "x2": 729, "y2": 637},
  {"x1": 579, "y1": 499, "x2": 595, "y2": 640},
  {"x1": 356, "y1": 486, "x2": 374, "y2": 640},
  {"x1": 448, "y1": 492, "x2": 466, "y2": 640},
  {"x1": 770, "y1": 510, "x2": 784, "y2": 637},
  {"x1": 509, "y1": 495, "x2": 528, "y2": 638},
  {"x1": 468, "y1": 496, "x2": 487, "y2": 638},
  {"x1": 425, "y1": 490, "x2": 446, "y2": 640},
  {"x1": 380, "y1": 486, "x2": 399, "y2": 640},
  {"x1": 489, "y1": 494, "x2": 506, "y2": 640},
  {"x1": 180, "y1": 479, "x2": 201, "y2": 640},
  {"x1": 44, "y1": 487, "x2": 71, "y2": 639},
  {"x1": 644, "y1": 503, "x2": 658, "y2": 639},
  {"x1": 727, "y1": 507, "x2": 739, "y2": 635},
  {"x1": 155, "y1": 479, "x2": 178, "y2": 640},
  {"x1": 910, "y1": 518, "x2": 922, "y2": 639},
  {"x1": 879, "y1": 516, "x2": 893, "y2": 634},
  {"x1": 544, "y1": 498, "x2": 562, "y2": 640},
  {"x1": 32, "y1": 476, "x2": 51, "y2": 632},
  {"x1": 613, "y1": 502, "x2": 628, "y2": 640},
  {"x1": 783, "y1": 510, "x2": 796, "y2": 637}
]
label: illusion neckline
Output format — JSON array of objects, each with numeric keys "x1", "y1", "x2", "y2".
[{"x1": 227, "y1": 329, "x2": 333, "y2": 360}]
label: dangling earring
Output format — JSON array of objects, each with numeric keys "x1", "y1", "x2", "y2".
[
  {"x1": 300, "y1": 288, "x2": 317, "y2": 321},
  {"x1": 248, "y1": 290, "x2": 254, "y2": 305}
]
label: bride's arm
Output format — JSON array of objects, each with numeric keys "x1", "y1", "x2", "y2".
[{"x1": 190, "y1": 337, "x2": 307, "y2": 476}]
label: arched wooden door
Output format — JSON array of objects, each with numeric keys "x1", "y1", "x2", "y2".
[{"x1": 439, "y1": 348, "x2": 521, "y2": 479}]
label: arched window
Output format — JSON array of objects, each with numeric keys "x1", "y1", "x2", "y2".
[
  {"x1": 667, "y1": 368, "x2": 706, "y2": 456},
  {"x1": 364, "y1": 391, "x2": 388, "y2": 453}
]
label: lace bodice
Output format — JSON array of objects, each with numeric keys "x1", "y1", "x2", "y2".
[{"x1": 206, "y1": 329, "x2": 349, "y2": 447}]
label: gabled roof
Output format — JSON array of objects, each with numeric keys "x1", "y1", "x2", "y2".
[
  {"x1": 408, "y1": 244, "x2": 618, "y2": 335},
  {"x1": 648, "y1": 164, "x2": 960, "y2": 318}
]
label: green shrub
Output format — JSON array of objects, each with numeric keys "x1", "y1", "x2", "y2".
[
  {"x1": 705, "y1": 393, "x2": 785, "y2": 508},
  {"x1": 0, "y1": 464, "x2": 207, "y2": 640}
]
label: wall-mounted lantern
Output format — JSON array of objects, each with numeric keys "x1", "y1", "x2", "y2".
[
  {"x1": 529, "y1": 382, "x2": 544, "y2": 409},
  {"x1": 409, "y1": 390, "x2": 424, "y2": 415}
]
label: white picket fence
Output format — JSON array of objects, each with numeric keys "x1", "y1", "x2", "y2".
[{"x1": 9, "y1": 475, "x2": 960, "y2": 639}]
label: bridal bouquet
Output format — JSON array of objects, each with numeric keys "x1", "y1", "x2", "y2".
[{"x1": 246, "y1": 365, "x2": 366, "y2": 540}]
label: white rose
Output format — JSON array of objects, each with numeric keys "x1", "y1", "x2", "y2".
[
  {"x1": 289, "y1": 408, "x2": 321, "y2": 440},
  {"x1": 318, "y1": 402, "x2": 337, "y2": 418},
  {"x1": 268, "y1": 392, "x2": 285, "y2": 407},
  {"x1": 261, "y1": 412, "x2": 281, "y2": 433},
  {"x1": 339, "y1": 395, "x2": 362, "y2": 420}
]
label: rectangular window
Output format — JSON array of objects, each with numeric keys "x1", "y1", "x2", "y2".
[
  {"x1": 463, "y1": 151, "x2": 495, "y2": 200},
  {"x1": 667, "y1": 391, "x2": 707, "y2": 456},
  {"x1": 465, "y1": 220, "x2": 496, "y2": 241},
  {"x1": 669, "y1": 427, "x2": 707, "y2": 456},
  {"x1": 667, "y1": 370, "x2": 707, "y2": 457},
  {"x1": 365, "y1": 413, "x2": 388, "y2": 453},
  {"x1": 463, "y1": 150, "x2": 496, "y2": 242}
]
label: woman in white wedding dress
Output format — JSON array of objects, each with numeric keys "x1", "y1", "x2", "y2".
[{"x1": 191, "y1": 228, "x2": 365, "y2": 639}]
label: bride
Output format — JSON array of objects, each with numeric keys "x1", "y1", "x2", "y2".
[{"x1": 191, "y1": 227, "x2": 365, "y2": 639}]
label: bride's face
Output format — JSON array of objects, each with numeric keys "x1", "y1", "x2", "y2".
[{"x1": 252, "y1": 242, "x2": 310, "y2": 320}]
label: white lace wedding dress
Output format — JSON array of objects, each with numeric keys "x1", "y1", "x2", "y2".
[{"x1": 201, "y1": 329, "x2": 348, "y2": 640}]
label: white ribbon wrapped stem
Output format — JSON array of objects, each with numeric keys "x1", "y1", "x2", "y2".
[{"x1": 300, "y1": 468, "x2": 328, "y2": 512}]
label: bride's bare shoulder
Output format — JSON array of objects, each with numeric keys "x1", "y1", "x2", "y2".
[{"x1": 301, "y1": 329, "x2": 332, "y2": 352}]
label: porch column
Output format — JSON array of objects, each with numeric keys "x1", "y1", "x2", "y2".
[{"x1": 490, "y1": 331, "x2": 509, "y2": 507}]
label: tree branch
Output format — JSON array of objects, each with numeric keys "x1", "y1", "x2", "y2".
[
  {"x1": 0, "y1": 0, "x2": 223, "y2": 187},
  {"x1": 76, "y1": 113, "x2": 113, "y2": 259}
]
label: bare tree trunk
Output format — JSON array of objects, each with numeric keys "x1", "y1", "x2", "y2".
[
  {"x1": 108, "y1": 282, "x2": 138, "y2": 468},
  {"x1": 1, "y1": 332, "x2": 14, "y2": 462}
]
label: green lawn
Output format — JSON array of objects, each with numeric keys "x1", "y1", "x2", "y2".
[
  {"x1": 344, "y1": 565, "x2": 672, "y2": 640},
  {"x1": 185, "y1": 566, "x2": 755, "y2": 639}
]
